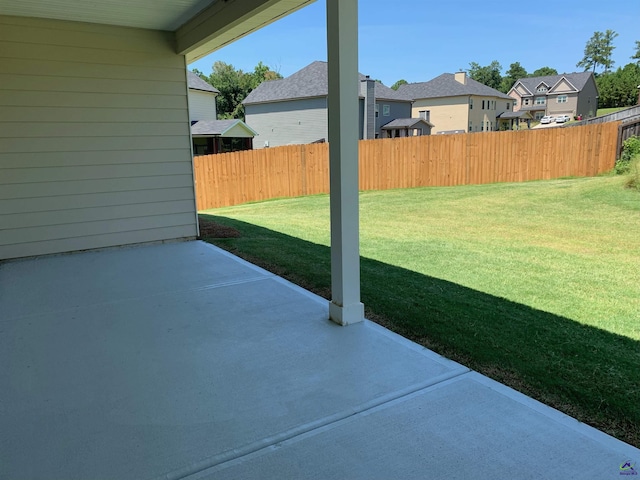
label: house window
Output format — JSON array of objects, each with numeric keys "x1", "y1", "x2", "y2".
[
  {"x1": 383, "y1": 104, "x2": 390, "y2": 116},
  {"x1": 419, "y1": 110, "x2": 430, "y2": 122},
  {"x1": 537, "y1": 86, "x2": 548, "y2": 92},
  {"x1": 557, "y1": 95, "x2": 568, "y2": 103},
  {"x1": 375, "y1": 103, "x2": 379, "y2": 118},
  {"x1": 524, "y1": 98, "x2": 530, "y2": 106},
  {"x1": 506, "y1": 102, "x2": 510, "y2": 110},
  {"x1": 482, "y1": 100, "x2": 485, "y2": 110},
  {"x1": 469, "y1": 98, "x2": 473, "y2": 109},
  {"x1": 469, "y1": 121, "x2": 473, "y2": 132},
  {"x1": 535, "y1": 96, "x2": 546, "y2": 105}
]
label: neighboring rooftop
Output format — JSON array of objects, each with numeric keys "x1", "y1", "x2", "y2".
[
  {"x1": 187, "y1": 71, "x2": 219, "y2": 94},
  {"x1": 190, "y1": 119, "x2": 256, "y2": 136},
  {"x1": 398, "y1": 73, "x2": 512, "y2": 100},
  {"x1": 510, "y1": 72, "x2": 594, "y2": 95},
  {"x1": 381, "y1": 118, "x2": 434, "y2": 129},
  {"x1": 243, "y1": 61, "x2": 413, "y2": 105}
]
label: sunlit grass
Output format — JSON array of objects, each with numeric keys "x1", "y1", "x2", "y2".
[{"x1": 200, "y1": 175, "x2": 640, "y2": 446}]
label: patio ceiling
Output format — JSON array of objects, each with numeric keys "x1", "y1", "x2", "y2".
[{"x1": 0, "y1": 0, "x2": 315, "y2": 61}]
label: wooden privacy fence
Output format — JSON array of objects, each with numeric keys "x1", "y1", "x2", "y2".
[{"x1": 194, "y1": 121, "x2": 620, "y2": 210}]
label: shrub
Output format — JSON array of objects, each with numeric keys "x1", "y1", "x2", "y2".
[
  {"x1": 625, "y1": 157, "x2": 640, "y2": 191},
  {"x1": 615, "y1": 136, "x2": 640, "y2": 175}
]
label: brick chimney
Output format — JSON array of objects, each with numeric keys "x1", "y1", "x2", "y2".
[{"x1": 455, "y1": 72, "x2": 467, "y2": 85}]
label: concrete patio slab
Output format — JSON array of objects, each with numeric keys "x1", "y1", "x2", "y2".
[{"x1": 1, "y1": 241, "x2": 638, "y2": 479}]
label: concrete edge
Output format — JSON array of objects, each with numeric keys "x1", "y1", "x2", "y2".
[{"x1": 466, "y1": 372, "x2": 640, "y2": 456}]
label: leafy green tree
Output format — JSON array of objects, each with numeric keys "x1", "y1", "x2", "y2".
[
  {"x1": 531, "y1": 67, "x2": 558, "y2": 77},
  {"x1": 596, "y1": 63, "x2": 640, "y2": 108},
  {"x1": 577, "y1": 30, "x2": 618, "y2": 73},
  {"x1": 391, "y1": 79, "x2": 408, "y2": 90},
  {"x1": 499, "y1": 62, "x2": 527, "y2": 93},
  {"x1": 632, "y1": 40, "x2": 640, "y2": 64},
  {"x1": 467, "y1": 60, "x2": 502, "y2": 90},
  {"x1": 193, "y1": 61, "x2": 282, "y2": 119}
]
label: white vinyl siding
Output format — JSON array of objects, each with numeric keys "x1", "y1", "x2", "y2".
[
  {"x1": 245, "y1": 97, "x2": 328, "y2": 148},
  {"x1": 188, "y1": 90, "x2": 217, "y2": 122},
  {"x1": 0, "y1": 15, "x2": 197, "y2": 260}
]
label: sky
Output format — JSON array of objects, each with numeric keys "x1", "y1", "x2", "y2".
[{"x1": 188, "y1": 0, "x2": 639, "y2": 86}]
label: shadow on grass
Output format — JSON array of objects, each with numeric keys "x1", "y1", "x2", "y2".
[{"x1": 199, "y1": 214, "x2": 640, "y2": 448}]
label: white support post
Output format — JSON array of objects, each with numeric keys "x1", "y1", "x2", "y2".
[{"x1": 326, "y1": 0, "x2": 364, "y2": 326}]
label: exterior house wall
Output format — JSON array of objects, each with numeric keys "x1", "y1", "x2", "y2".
[
  {"x1": 468, "y1": 96, "x2": 511, "y2": 132},
  {"x1": 577, "y1": 77, "x2": 599, "y2": 118},
  {"x1": 0, "y1": 15, "x2": 197, "y2": 260},
  {"x1": 376, "y1": 100, "x2": 412, "y2": 136},
  {"x1": 245, "y1": 97, "x2": 328, "y2": 148},
  {"x1": 510, "y1": 91, "x2": 523, "y2": 112},
  {"x1": 188, "y1": 90, "x2": 217, "y2": 121},
  {"x1": 547, "y1": 93, "x2": 579, "y2": 117},
  {"x1": 411, "y1": 96, "x2": 469, "y2": 133}
]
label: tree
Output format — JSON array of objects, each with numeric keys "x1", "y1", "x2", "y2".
[
  {"x1": 499, "y1": 62, "x2": 527, "y2": 93},
  {"x1": 632, "y1": 40, "x2": 640, "y2": 64},
  {"x1": 596, "y1": 63, "x2": 640, "y2": 108},
  {"x1": 577, "y1": 30, "x2": 618, "y2": 73},
  {"x1": 531, "y1": 66, "x2": 558, "y2": 77},
  {"x1": 194, "y1": 61, "x2": 282, "y2": 119},
  {"x1": 391, "y1": 79, "x2": 408, "y2": 90},
  {"x1": 467, "y1": 60, "x2": 502, "y2": 90}
]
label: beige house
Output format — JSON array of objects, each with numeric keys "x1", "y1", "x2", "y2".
[
  {"x1": 508, "y1": 72, "x2": 598, "y2": 120},
  {"x1": 397, "y1": 72, "x2": 515, "y2": 133}
]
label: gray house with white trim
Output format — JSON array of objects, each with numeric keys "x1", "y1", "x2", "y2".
[{"x1": 243, "y1": 61, "x2": 413, "y2": 148}]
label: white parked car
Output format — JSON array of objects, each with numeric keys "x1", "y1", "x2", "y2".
[
  {"x1": 540, "y1": 116, "x2": 555, "y2": 124},
  {"x1": 555, "y1": 114, "x2": 571, "y2": 123}
]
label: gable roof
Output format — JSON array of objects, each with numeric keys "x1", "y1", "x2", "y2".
[
  {"x1": 243, "y1": 61, "x2": 413, "y2": 105},
  {"x1": 191, "y1": 119, "x2": 256, "y2": 137},
  {"x1": 510, "y1": 72, "x2": 594, "y2": 96},
  {"x1": 187, "y1": 71, "x2": 219, "y2": 94},
  {"x1": 397, "y1": 74, "x2": 512, "y2": 100},
  {"x1": 381, "y1": 118, "x2": 434, "y2": 129}
]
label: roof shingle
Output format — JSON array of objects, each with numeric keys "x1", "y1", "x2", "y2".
[
  {"x1": 243, "y1": 61, "x2": 413, "y2": 105},
  {"x1": 397, "y1": 74, "x2": 512, "y2": 100},
  {"x1": 187, "y1": 71, "x2": 219, "y2": 94},
  {"x1": 511, "y1": 72, "x2": 594, "y2": 95}
]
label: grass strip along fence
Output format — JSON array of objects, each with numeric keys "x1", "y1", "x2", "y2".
[{"x1": 194, "y1": 122, "x2": 619, "y2": 210}]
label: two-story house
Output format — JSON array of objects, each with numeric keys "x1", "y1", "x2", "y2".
[
  {"x1": 397, "y1": 72, "x2": 514, "y2": 134},
  {"x1": 187, "y1": 71, "x2": 256, "y2": 155},
  {"x1": 243, "y1": 61, "x2": 414, "y2": 148},
  {"x1": 508, "y1": 72, "x2": 598, "y2": 121}
]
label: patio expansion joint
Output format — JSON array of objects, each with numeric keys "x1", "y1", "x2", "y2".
[{"x1": 157, "y1": 367, "x2": 471, "y2": 480}]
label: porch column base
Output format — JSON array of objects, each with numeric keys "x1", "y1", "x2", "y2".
[{"x1": 329, "y1": 301, "x2": 364, "y2": 326}]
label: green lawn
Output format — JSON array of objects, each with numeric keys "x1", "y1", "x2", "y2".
[
  {"x1": 596, "y1": 106, "x2": 630, "y2": 117},
  {"x1": 199, "y1": 176, "x2": 640, "y2": 447}
]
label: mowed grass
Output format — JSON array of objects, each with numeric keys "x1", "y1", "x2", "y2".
[
  {"x1": 596, "y1": 107, "x2": 630, "y2": 117},
  {"x1": 200, "y1": 175, "x2": 640, "y2": 446}
]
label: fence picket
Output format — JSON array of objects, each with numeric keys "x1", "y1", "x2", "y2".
[{"x1": 193, "y1": 122, "x2": 621, "y2": 210}]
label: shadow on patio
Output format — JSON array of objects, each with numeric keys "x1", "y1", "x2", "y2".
[
  {"x1": 200, "y1": 215, "x2": 640, "y2": 448},
  {"x1": 1, "y1": 239, "x2": 638, "y2": 479}
]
